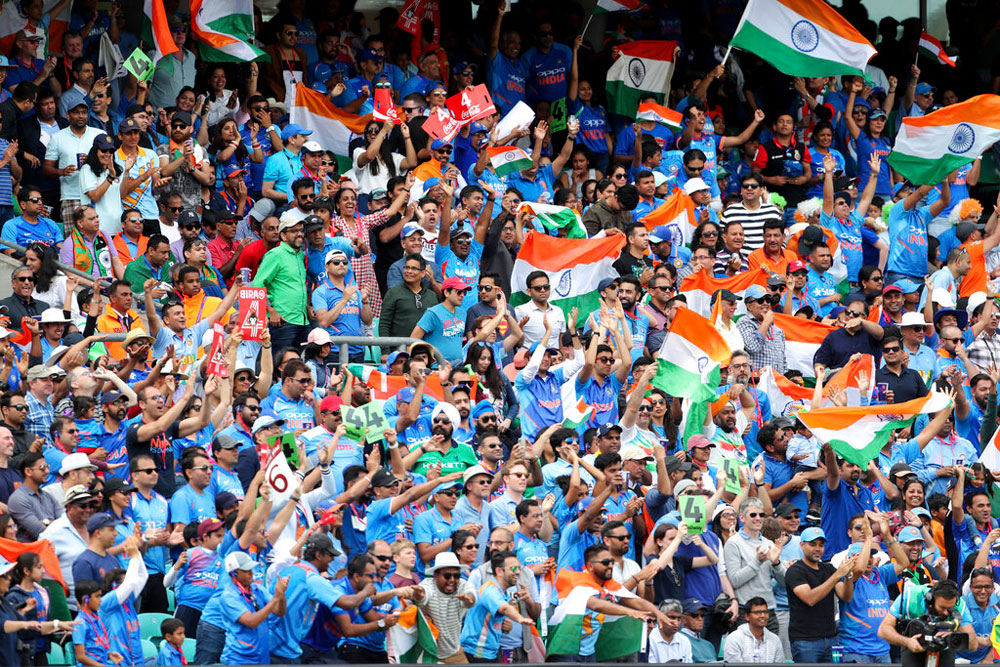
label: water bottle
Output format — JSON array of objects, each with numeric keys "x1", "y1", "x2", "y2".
[{"x1": 832, "y1": 645, "x2": 843, "y2": 663}]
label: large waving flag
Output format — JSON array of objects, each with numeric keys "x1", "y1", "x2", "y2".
[
  {"x1": 510, "y1": 231, "x2": 626, "y2": 321},
  {"x1": 547, "y1": 571, "x2": 644, "y2": 661},
  {"x1": 772, "y1": 312, "x2": 834, "y2": 377},
  {"x1": 190, "y1": 0, "x2": 268, "y2": 62},
  {"x1": 887, "y1": 95, "x2": 1000, "y2": 186},
  {"x1": 796, "y1": 392, "x2": 953, "y2": 466},
  {"x1": 389, "y1": 605, "x2": 439, "y2": 663},
  {"x1": 758, "y1": 354, "x2": 876, "y2": 417},
  {"x1": 346, "y1": 364, "x2": 476, "y2": 402},
  {"x1": 679, "y1": 267, "x2": 770, "y2": 316},
  {"x1": 640, "y1": 188, "x2": 696, "y2": 242},
  {"x1": 519, "y1": 202, "x2": 587, "y2": 239},
  {"x1": 0, "y1": 3, "x2": 30, "y2": 56},
  {"x1": 142, "y1": 0, "x2": 178, "y2": 65},
  {"x1": 606, "y1": 41, "x2": 678, "y2": 118},
  {"x1": 730, "y1": 0, "x2": 876, "y2": 77},
  {"x1": 291, "y1": 84, "x2": 372, "y2": 164}
]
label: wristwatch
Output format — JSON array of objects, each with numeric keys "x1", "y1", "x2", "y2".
[{"x1": 377, "y1": 618, "x2": 386, "y2": 629}]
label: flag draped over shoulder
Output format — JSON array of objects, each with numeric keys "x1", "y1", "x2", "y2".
[
  {"x1": 190, "y1": 0, "x2": 268, "y2": 62},
  {"x1": 729, "y1": 0, "x2": 876, "y2": 77},
  {"x1": 290, "y1": 84, "x2": 372, "y2": 161},
  {"x1": 796, "y1": 392, "x2": 953, "y2": 466},
  {"x1": 887, "y1": 95, "x2": 1000, "y2": 186},
  {"x1": 0, "y1": 537, "x2": 66, "y2": 591},
  {"x1": 547, "y1": 571, "x2": 644, "y2": 661},
  {"x1": 389, "y1": 605, "x2": 439, "y2": 663},
  {"x1": 510, "y1": 232, "x2": 626, "y2": 321},
  {"x1": 606, "y1": 41, "x2": 677, "y2": 118}
]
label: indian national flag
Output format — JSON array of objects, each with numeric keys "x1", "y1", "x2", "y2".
[
  {"x1": 919, "y1": 31, "x2": 956, "y2": 67},
  {"x1": 547, "y1": 571, "x2": 644, "y2": 661},
  {"x1": 758, "y1": 354, "x2": 876, "y2": 417},
  {"x1": 291, "y1": 84, "x2": 371, "y2": 165},
  {"x1": 345, "y1": 364, "x2": 475, "y2": 402},
  {"x1": 488, "y1": 146, "x2": 532, "y2": 177},
  {"x1": 978, "y1": 425, "x2": 1000, "y2": 472},
  {"x1": 190, "y1": 0, "x2": 267, "y2": 62},
  {"x1": 510, "y1": 231, "x2": 625, "y2": 320},
  {"x1": 606, "y1": 41, "x2": 678, "y2": 118},
  {"x1": 772, "y1": 312, "x2": 834, "y2": 377},
  {"x1": 519, "y1": 202, "x2": 587, "y2": 239},
  {"x1": 636, "y1": 102, "x2": 682, "y2": 132},
  {"x1": 797, "y1": 391, "x2": 953, "y2": 466},
  {"x1": 142, "y1": 0, "x2": 178, "y2": 66},
  {"x1": 679, "y1": 267, "x2": 769, "y2": 317},
  {"x1": 389, "y1": 605, "x2": 439, "y2": 664},
  {"x1": 595, "y1": 0, "x2": 643, "y2": 13},
  {"x1": 640, "y1": 188, "x2": 696, "y2": 243},
  {"x1": 0, "y1": 3, "x2": 31, "y2": 56},
  {"x1": 563, "y1": 369, "x2": 597, "y2": 429},
  {"x1": 730, "y1": 0, "x2": 876, "y2": 77},
  {"x1": 887, "y1": 95, "x2": 1000, "y2": 186}
]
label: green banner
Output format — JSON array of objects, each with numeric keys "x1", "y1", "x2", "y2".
[
  {"x1": 123, "y1": 48, "x2": 154, "y2": 82},
  {"x1": 679, "y1": 494, "x2": 706, "y2": 534}
]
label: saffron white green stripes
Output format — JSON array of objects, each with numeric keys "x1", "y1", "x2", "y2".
[
  {"x1": 191, "y1": 0, "x2": 267, "y2": 62},
  {"x1": 606, "y1": 41, "x2": 676, "y2": 118},
  {"x1": 488, "y1": 146, "x2": 533, "y2": 177},
  {"x1": 519, "y1": 202, "x2": 587, "y2": 239}
]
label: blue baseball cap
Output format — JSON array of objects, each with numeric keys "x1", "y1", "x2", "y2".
[
  {"x1": 423, "y1": 177, "x2": 442, "y2": 189},
  {"x1": 848, "y1": 541, "x2": 878, "y2": 556},
  {"x1": 386, "y1": 351, "x2": 409, "y2": 367},
  {"x1": 896, "y1": 278, "x2": 921, "y2": 294},
  {"x1": 281, "y1": 124, "x2": 313, "y2": 141},
  {"x1": 898, "y1": 526, "x2": 923, "y2": 543},
  {"x1": 529, "y1": 341, "x2": 559, "y2": 356},
  {"x1": 829, "y1": 305, "x2": 847, "y2": 318},
  {"x1": 400, "y1": 222, "x2": 424, "y2": 239},
  {"x1": 656, "y1": 511, "x2": 682, "y2": 528},
  {"x1": 912, "y1": 507, "x2": 931, "y2": 520},
  {"x1": 430, "y1": 138, "x2": 452, "y2": 150},
  {"x1": 800, "y1": 527, "x2": 826, "y2": 543},
  {"x1": 744, "y1": 285, "x2": 768, "y2": 301},
  {"x1": 870, "y1": 108, "x2": 887, "y2": 120},
  {"x1": 313, "y1": 63, "x2": 333, "y2": 83},
  {"x1": 357, "y1": 49, "x2": 384, "y2": 62},
  {"x1": 397, "y1": 387, "x2": 416, "y2": 403},
  {"x1": 450, "y1": 221, "x2": 473, "y2": 237},
  {"x1": 310, "y1": 81, "x2": 328, "y2": 93},
  {"x1": 575, "y1": 496, "x2": 593, "y2": 514},
  {"x1": 434, "y1": 479, "x2": 463, "y2": 494},
  {"x1": 469, "y1": 121, "x2": 488, "y2": 135},
  {"x1": 915, "y1": 82, "x2": 935, "y2": 96},
  {"x1": 649, "y1": 226, "x2": 673, "y2": 245},
  {"x1": 424, "y1": 80, "x2": 446, "y2": 96}
]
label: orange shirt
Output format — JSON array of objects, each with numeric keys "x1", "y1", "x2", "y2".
[
  {"x1": 95, "y1": 303, "x2": 144, "y2": 359},
  {"x1": 959, "y1": 240, "x2": 986, "y2": 298},
  {"x1": 747, "y1": 247, "x2": 797, "y2": 274}
]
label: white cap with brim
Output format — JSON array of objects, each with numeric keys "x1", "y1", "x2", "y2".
[{"x1": 426, "y1": 551, "x2": 466, "y2": 574}]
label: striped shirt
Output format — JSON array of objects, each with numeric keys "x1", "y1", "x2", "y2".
[
  {"x1": 0, "y1": 138, "x2": 12, "y2": 205},
  {"x1": 720, "y1": 202, "x2": 782, "y2": 252},
  {"x1": 416, "y1": 577, "x2": 476, "y2": 659}
]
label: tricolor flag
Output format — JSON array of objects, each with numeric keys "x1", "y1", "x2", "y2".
[
  {"x1": 772, "y1": 313, "x2": 835, "y2": 377},
  {"x1": 640, "y1": 188, "x2": 696, "y2": 243},
  {"x1": 510, "y1": 231, "x2": 626, "y2": 321},
  {"x1": 796, "y1": 391, "x2": 953, "y2": 466},
  {"x1": 547, "y1": 571, "x2": 644, "y2": 661},
  {"x1": 729, "y1": 0, "x2": 876, "y2": 78},
  {"x1": 142, "y1": 0, "x2": 178, "y2": 66},
  {"x1": 345, "y1": 364, "x2": 475, "y2": 402},
  {"x1": 290, "y1": 84, "x2": 371, "y2": 162},
  {"x1": 389, "y1": 605, "x2": 439, "y2": 663},
  {"x1": 887, "y1": 95, "x2": 1000, "y2": 186},
  {"x1": 758, "y1": 354, "x2": 876, "y2": 417},
  {"x1": 488, "y1": 145, "x2": 532, "y2": 177},
  {"x1": 0, "y1": 3, "x2": 32, "y2": 56},
  {"x1": 519, "y1": 202, "x2": 587, "y2": 239},
  {"x1": 606, "y1": 41, "x2": 678, "y2": 118},
  {"x1": 918, "y1": 31, "x2": 957, "y2": 67},
  {"x1": 636, "y1": 102, "x2": 682, "y2": 132},
  {"x1": 0, "y1": 537, "x2": 67, "y2": 591},
  {"x1": 679, "y1": 267, "x2": 770, "y2": 316},
  {"x1": 595, "y1": 0, "x2": 643, "y2": 12},
  {"x1": 190, "y1": 0, "x2": 268, "y2": 62},
  {"x1": 562, "y1": 369, "x2": 597, "y2": 429},
  {"x1": 979, "y1": 425, "x2": 1000, "y2": 472}
]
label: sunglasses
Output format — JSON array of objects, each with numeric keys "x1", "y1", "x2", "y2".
[
  {"x1": 15, "y1": 276, "x2": 35, "y2": 283},
  {"x1": 23, "y1": 197, "x2": 43, "y2": 203},
  {"x1": 294, "y1": 378, "x2": 312, "y2": 384},
  {"x1": 329, "y1": 260, "x2": 349, "y2": 266},
  {"x1": 882, "y1": 346, "x2": 901, "y2": 353},
  {"x1": 438, "y1": 489, "x2": 461, "y2": 497},
  {"x1": 745, "y1": 512, "x2": 765, "y2": 518},
  {"x1": 284, "y1": 30, "x2": 298, "y2": 36},
  {"x1": 590, "y1": 558, "x2": 614, "y2": 566},
  {"x1": 741, "y1": 183, "x2": 760, "y2": 190},
  {"x1": 479, "y1": 285, "x2": 494, "y2": 292},
  {"x1": 432, "y1": 417, "x2": 451, "y2": 425},
  {"x1": 531, "y1": 284, "x2": 551, "y2": 291},
  {"x1": 478, "y1": 415, "x2": 497, "y2": 423},
  {"x1": 509, "y1": 472, "x2": 530, "y2": 479},
  {"x1": 372, "y1": 554, "x2": 391, "y2": 562},
  {"x1": 701, "y1": 230, "x2": 718, "y2": 237},
  {"x1": 434, "y1": 147, "x2": 453, "y2": 154},
  {"x1": 437, "y1": 571, "x2": 461, "y2": 581},
  {"x1": 182, "y1": 223, "x2": 200, "y2": 230},
  {"x1": 638, "y1": 405, "x2": 652, "y2": 412},
  {"x1": 251, "y1": 105, "x2": 269, "y2": 113},
  {"x1": 597, "y1": 356, "x2": 614, "y2": 364}
]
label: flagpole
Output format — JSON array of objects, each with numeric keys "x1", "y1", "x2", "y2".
[
  {"x1": 582, "y1": 11, "x2": 595, "y2": 36},
  {"x1": 721, "y1": 44, "x2": 733, "y2": 68}
]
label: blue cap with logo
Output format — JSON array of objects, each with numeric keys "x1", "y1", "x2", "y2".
[{"x1": 800, "y1": 527, "x2": 826, "y2": 543}]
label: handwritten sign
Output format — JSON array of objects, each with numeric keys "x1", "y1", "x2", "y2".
[{"x1": 238, "y1": 286, "x2": 267, "y2": 341}]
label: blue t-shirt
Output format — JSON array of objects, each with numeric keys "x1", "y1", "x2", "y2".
[
  {"x1": 312, "y1": 277, "x2": 364, "y2": 356},
  {"x1": 569, "y1": 100, "x2": 610, "y2": 155},
  {"x1": 556, "y1": 519, "x2": 600, "y2": 572},
  {"x1": 887, "y1": 203, "x2": 931, "y2": 278},
  {"x1": 435, "y1": 240, "x2": 484, "y2": 309},
  {"x1": 523, "y1": 43, "x2": 573, "y2": 103},
  {"x1": 412, "y1": 506, "x2": 453, "y2": 574},
  {"x1": 460, "y1": 579, "x2": 509, "y2": 659},
  {"x1": 821, "y1": 481, "x2": 876, "y2": 559},
  {"x1": 486, "y1": 52, "x2": 528, "y2": 114},
  {"x1": 806, "y1": 266, "x2": 838, "y2": 317},
  {"x1": 806, "y1": 148, "x2": 846, "y2": 198},
  {"x1": 762, "y1": 453, "x2": 808, "y2": 512},
  {"x1": 416, "y1": 303, "x2": 466, "y2": 364},
  {"x1": 268, "y1": 391, "x2": 315, "y2": 432},
  {"x1": 175, "y1": 546, "x2": 222, "y2": 611},
  {"x1": 269, "y1": 560, "x2": 345, "y2": 660},
  {"x1": 821, "y1": 209, "x2": 865, "y2": 282},
  {"x1": 220, "y1": 578, "x2": 273, "y2": 664},
  {"x1": 131, "y1": 490, "x2": 169, "y2": 574},
  {"x1": 576, "y1": 373, "x2": 623, "y2": 431},
  {"x1": 839, "y1": 563, "x2": 898, "y2": 656},
  {"x1": 168, "y1": 484, "x2": 217, "y2": 525},
  {"x1": 365, "y1": 497, "x2": 410, "y2": 545},
  {"x1": 854, "y1": 133, "x2": 893, "y2": 197},
  {"x1": 72, "y1": 608, "x2": 113, "y2": 666},
  {"x1": 0, "y1": 215, "x2": 63, "y2": 247},
  {"x1": 506, "y1": 163, "x2": 557, "y2": 205},
  {"x1": 101, "y1": 586, "x2": 141, "y2": 665}
]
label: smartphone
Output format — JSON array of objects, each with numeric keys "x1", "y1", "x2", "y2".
[{"x1": 874, "y1": 383, "x2": 888, "y2": 402}]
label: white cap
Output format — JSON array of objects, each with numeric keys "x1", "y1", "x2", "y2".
[
  {"x1": 59, "y1": 452, "x2": 97, "y2": 476},
  {"x1": 225, "y1": 551, "x2": 257, "y2": 574},
  {"x1": 968, "y1": 291, "x2": 988, "y2": 314},
  {"x1": 39, "y1": 308, "x2": 72, "y2": 324},
  {"x1": 303, "y1": 328, "x2": 332, "y2": 346},
  {"x1": 462, "y1": 464, "x2": 492, "y2": 485},
  {"x1": 900, "y1": 312, "x2": 930, "y2": 327},
  {"x1": 932, "y1": 287, "x2": 956, "y2": 308},
  {"x1": 682, "y1": 177, "x2": 710, "y2": 196},
  {"x1": 652, "y1": 171, "x2": 668, "y2": 188},
  {"x1": 325, "y1": 249, "x2": 348, "y2": 264},
  {"x1": 302, "y1": 140, "x2": 324, "y2": 153}
]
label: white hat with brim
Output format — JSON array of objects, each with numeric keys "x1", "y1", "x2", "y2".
[{"x1": 426, "y1": 551, "x2": 467, "y2": 574}]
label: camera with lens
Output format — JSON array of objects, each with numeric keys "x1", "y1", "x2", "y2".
[{"x1": 905, "y1": 615, "x2": 969, "y2": 652}]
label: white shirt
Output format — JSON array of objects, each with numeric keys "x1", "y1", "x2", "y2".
[
  {"x1": 611, "y1": 557, "x2": 640, "y2": 588},
  {"x1": 515, "y1": 300, "x2": 568, "y2": 348},
  {"x1": 648, "y1": 628, "x2": 693, "y2": 663},
  {"x1": 44, "y1": 126, "x2": 104, "y2": 200},
  {"x1": 715, "y1": 317, "x2": 745, "y2": 355}
]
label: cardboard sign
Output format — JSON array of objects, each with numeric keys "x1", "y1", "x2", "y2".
[
  {"x1": 495, "y1": 101, "x2": 535, "y2": 141},
  {"x1": 445, "y1": 84, "x2": 496, "y2": 124},
  {"x1": 679, "y1": 494, "x2": 706, "y2": 534},
  {"x1": 238, "y1": 286, "x2": 267, "y2": 341},
  {"x1": 123, "y1": 48, "x2": 154, "y2": 82},
  {"x1": 267, "y1": 432, "x2": 299, "y2": 470},
  {"x1": 341, "y1": 405, "x2": 367, "y2": 442},
  {"x1": 205, "y1": 323, "x2": 228, "y2": 377},
  {"x1": 360, "y1": 400, "x2": 389, "y2": 443},
  {"x1": 722, "y1": 458, "x2": 742, "y2": 496},
  {"x1": 264, "y1": 444, "x2": 296, "y2": 505},
  {"x1": 423, "y1": 106, "x2": 465, "y2": 142},
  {"x1": 373, "y1": 87, "x2": 402, "y2": 124},
  {"x1": 549, "y1": 98, "x2": 568, "y2": 132}
]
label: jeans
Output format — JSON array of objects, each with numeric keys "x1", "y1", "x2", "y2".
[
  {"x1": 192, "y1": 620, "x2": 224, "y2": 665},
  {"x1": 791, "y1": 636, "x2": 836, "y2": 662},
  {"x1": 269, "y1": 321, "x2": 309, "y2": 364},
  {"x1": 137, "y1": 572, "x2": 168, "y2": 613},
  {"x1": 173, "y1": 604, "x2": 202, "y2": 639},
  {"x1": 843, "y1": 651, "x2": 891, "y2": 663}
]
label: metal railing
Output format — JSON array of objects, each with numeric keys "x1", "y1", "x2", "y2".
[{"x1": 328, "y1": 336, "x2": 446, "y2": 367}]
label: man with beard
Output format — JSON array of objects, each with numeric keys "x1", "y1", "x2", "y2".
[
  {"x1": 282, "y1": 179, "x2": 316, "y2": 225},
  {"x1": 235, "y1": 214, "x2": 280, "y2": 281},
  {"x1": 716, "y1": 351, "x2": 770, "y2": 461},
  {"x1": 892, "y1": 526, "x2": 943, "y2": 591},
  {"x1": 157, "y1": 110, "x2": 213, "y2": 210},
  {"x1": 460, "y1": 550, "x2": 536, "y2": 662},
  {"x1": 737, "y1": 285, "x2": 787, "y2": 373},
  {"x1": 813, "y1": 297, "x2": 884, "y2": 375},
  {"x1": 759, "y1": 421, "x2": 818, "y2": 514},
  {"x1": 613, "y1": 222, "x2": 655, "y2": 282},
  {"x1": 875, "y1": 333, "x2": 928, "y2": 404},
  {"x1": 876, "y1": 283, "x2": 906, "y2": 327},
  {"x1": 327, "y1": 554, "x2": 407, "y2": 663},
  {"x1": 413, "y1": 552, "x2": 476, "y2": 661},
  {"x1": 407, "y1": 402, "x2": 478, "y2": 477},
  {"x1": 821, "y1": 441, "x2": 879, "y2": 559},
  {"x1": 253, "y1": 218, "x2": 308, "y2": 359},
  {"x1": 577, "y1": 314, "x2": 631, "y2": 431},
  {"x1": 604, "y1": 519, "x2": 660, "y2": 595},
  {"x1": 949, "y1": 462, "x2": 999, "y2": 576},
  {"x1": 97, "y1": 391, "x2": 131, "y2": 479},
  {"x1": 452, "y1": 464, "x2": 493, "y2": 560},
  {"x1": 42, "y1": 99, "x2": 103, "y2": 231}
]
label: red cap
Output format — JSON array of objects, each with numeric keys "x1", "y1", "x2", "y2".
[
  {"x1": 441, "y1": 276, "x2": 471, "y2": 291},
  {"x1": 787, "y1": 260, "x2": 807, "y2": 273},
  {"x1": 320, "y1": 395, "x2": 343, "y2": 413},
  {"x1": 197, "y1": 518, "x2": 224, "y2": 538},
  {"x1": 882, "y1": 284, "x2": 903, "y2": 295}
]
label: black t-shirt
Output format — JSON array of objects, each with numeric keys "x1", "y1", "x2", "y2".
[
  {"x1": 0, "y1": 466, "x2": 22, "y2": 504},
  {"x1": 648, "y1": 554, "x2": 692, "y2": 605},
  {"x1": 373, "y1": 212, "x2": 404, "y2": 295},
  {"x1": 613, "y1": 251, "x2": 653, "y2": 281},
  {"x1": 125, "y1": 419, "x2": 180, "y2": 498},
  {"x1": 785, "y1": 559, "x2": 839, "y2": 641}
]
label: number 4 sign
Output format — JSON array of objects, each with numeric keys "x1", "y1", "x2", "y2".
[
  {"x1": 445, "y1": 84, "x2": 496, "y2": 124},
  {"x1": 238, "y1": 286, "x2": 267, "y2": 341},
  {"x1": 124, "y1": 48, "x2": 154, "y2": 82},
  {"x1": 680, "y1": 494, "x2": 706, "y2": 534}
]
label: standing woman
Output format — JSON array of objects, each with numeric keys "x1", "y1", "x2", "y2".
[
  {"x1": 353, "y1": 120, "x2": 417, "y2": 213},
  {"x1": 79, "y1": 134, "x2": 124, "y2": 235},
  {"x1": 5, "y1": 553, "x2": 49, "y2": 665},
  {"x1": 845, "y1": 79, "x2": 895, "y2": 199},
  {"x1": 329, "y1": 172, "x2": 414, "y2": 317},
  {"x1": 806, "y1": 121, "x2": 845, "y2": 199},
  {"x1": 567, "y1": 35, "x2": 611, "y2": 174},
  {"x1": 201, "y1": 65, "x2": 240, "y2": 130}
]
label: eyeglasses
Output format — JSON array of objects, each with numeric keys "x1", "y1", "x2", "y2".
[
  {"x1": 745, "y1": 512, "x2": 765, "y2": 518},
  {"x1": 473, "y1": 478, "x2": 491, "y2": 485},
  {"x1": 438, "y1": 489, "x2": 461, "y2": 497},
  {"x1": 590, "y1": 558, "x2": 614, "y2": 566},
  {"x1": 437, "y1": 571, "x2": 461, "y2": 580},
  {"x1": 402, "y1": 106, "x2": 420, "y2": 113},
  {"x1": 322, "y1": 160, "x2": 334, "y2": 166},
  {"x1": 850, "y1": 524, "x2": 864, "y2": 531},
  {"x1": 459, "y1": 543, "x2": 478, "y2": 550},
  {"x1": 531, "y1": 284, "x2": 551, "y2": 291},
  {"x1": 403, "y1": 265, "x2": 422, "y2": 272},
  {"x1": 509, "y1": 472, "x2": 530, "y2": 479},
  {"x1": 638, "y1": 405, "x2": 652, "y2": 412},
  {"x1": 687, "y1": 612, "x2": 705, "y2": 618},
  {"x1": 478, "y1": 285, "x2": 494, "y2": 292},
  {"x1": 459, "y1": 70, "x2": 474, "y2": 77},
  {"x1": 846, "y1": 310, "x2": 864, "y2": 318},
  {"x1": 507, "y1": 198, "x2": 521, "y2": 205},
  {"x1": 189, "y1": 465, "x2": 211, "y2": 472},
  {"x1": 612, "y1": 173, "x2": 627, "y2": 180},
  {"x1": 563, "y1": 438, "x2": 579, "y2": 446}
]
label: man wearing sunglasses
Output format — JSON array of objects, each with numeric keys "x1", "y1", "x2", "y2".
[
  {"x1": 0, "y1": 188, "x2": 62, "y2": 253},
  {"x1": 413, "y1": 479, "x2": 480, "y2": 573},
  {"x1": 722, "y1": 497, "x2": 786, "y2": 634},
  {"x1": 40, "y1": 484, "x2": 98, "y2": 608},
  {"x1": 737, "y1": 284, "x2": 787, "y2": 374},
  {"x1": 460, "y1": 550, "x2": 536, "y2": 662}
]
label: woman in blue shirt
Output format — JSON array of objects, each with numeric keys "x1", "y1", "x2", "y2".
[
  {"x1": 807, "y1": 121, "x2": 846, "y2": 199},
  {"x1": 567, "y1": 36, "x2": 611, "y2": 174},
  {"x1": 0, "y1": 554, "x2": 73, "y2": 666},
  {"x1": 845, "y1": 83, "x2": 894, "y2": 199}
]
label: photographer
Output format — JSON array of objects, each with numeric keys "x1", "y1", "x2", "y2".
[{"x1": 878, "y1": 579, "x2": 976, "y2": 667}]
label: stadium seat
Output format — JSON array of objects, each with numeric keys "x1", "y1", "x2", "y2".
[
  {"x1": 63, "y1": 643, "x2": 76, "y2": 665},
  {"x1": 138, "y1": 612, "x2": 172, "y2": 643},
  {"x1": 166, "y1": 587, "x2": 175, "y2": 613},
  {"x1": 141, "y1": 638, "x2": 160, "y2": 660},
  {"x1": 182, "y1": 637, "x2": 197, "y2": 662},
  {"x1": 46, "y1": 642, "x2": 69, "y2": 666}
]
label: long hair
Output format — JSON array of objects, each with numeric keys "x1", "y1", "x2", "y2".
[
  {"x1": 211, "y1": 119, "x2": 249, "y2": 162},
  {"x1": 464, "y1": 342, "x2": 502, "y2": 402},
  {"x1": 24, "y1": 242, "x2": 59, "y2": 293},
  {"x1": 360, "y1": 121, "x2": 398, "y2": 179},
  {"x1": 10, "y1": 552, "x2": 39, "y2": 587},
  {"x1": 83, "y1": 141, "x2": 120, "y2": 182}
]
